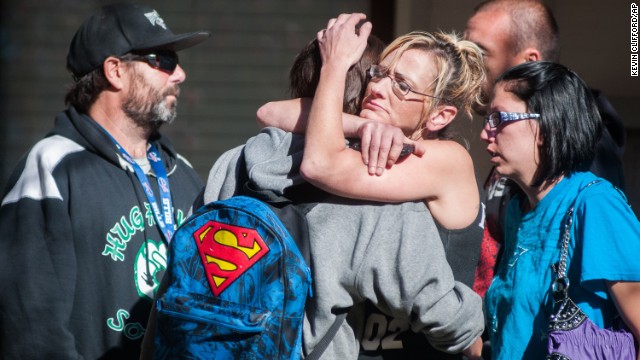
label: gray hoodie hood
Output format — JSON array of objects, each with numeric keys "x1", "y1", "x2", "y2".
[{"x1": 203, "y1": 127, "x2": 305, "y2": 203}]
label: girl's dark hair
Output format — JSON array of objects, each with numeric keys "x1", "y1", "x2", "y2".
[
  {"x1": 288, "y1": 39, "x2": 322, "y2": 99},
  {"x1": 288, "y1": 35, "x2": 385, "y2": 115},
  {"x1": 498, "y1": 61, "x2": 602, "y2": 186}
]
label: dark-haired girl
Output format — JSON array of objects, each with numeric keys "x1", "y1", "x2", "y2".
[{"x1": 481, "y1": 61, "x2": 640, "y2": 359}]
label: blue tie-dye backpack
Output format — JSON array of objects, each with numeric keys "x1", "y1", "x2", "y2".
[{"x1": 153, "y1": 188, "x2": 335, "y2": 360}]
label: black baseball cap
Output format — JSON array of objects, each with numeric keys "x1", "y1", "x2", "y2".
[{"x1": 67, "y1": 2, "x2": 210, "y2": 78}]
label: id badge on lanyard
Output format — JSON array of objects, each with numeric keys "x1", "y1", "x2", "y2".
[{"x1": 104, "y1": 132, "x2": 176, "y2": 243}]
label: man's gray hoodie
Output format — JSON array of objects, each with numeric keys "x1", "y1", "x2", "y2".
[{"x1": 203, "y1": 127, "x2": 484, "y2": 359}]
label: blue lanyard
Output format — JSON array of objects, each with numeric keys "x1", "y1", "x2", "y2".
[{"x1": 104, "y1": 132, "x2": 176, "y2": 243}]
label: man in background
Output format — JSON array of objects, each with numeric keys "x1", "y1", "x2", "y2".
[{"x1": 465, "y1": 0, "x2": 626, "y2": 301}]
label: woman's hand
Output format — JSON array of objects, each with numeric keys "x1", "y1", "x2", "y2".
[
  {"x1": 317, "y1": 13, "x2": 371, "y2": 71},
  {"x1": 357, "y1": 121, "x2": 425, "y2": 175}
]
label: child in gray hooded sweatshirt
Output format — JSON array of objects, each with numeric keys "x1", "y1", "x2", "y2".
[{"x1": 199, "y1": 127, "x2": 484, "y2": 358}]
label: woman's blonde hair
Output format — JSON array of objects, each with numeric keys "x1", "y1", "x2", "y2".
[{"x1": 380, "y1": 31, "x2": 485, "y2": 140}]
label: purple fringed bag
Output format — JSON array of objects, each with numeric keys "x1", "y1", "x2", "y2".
[
  {"x1": 546, "y1": 297, "x2": 636, "y2": 359},
  {"x1": 546, "y1": 186, "x2": 637, "y2": 360}
]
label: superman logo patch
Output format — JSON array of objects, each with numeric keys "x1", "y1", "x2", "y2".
[{"x1": 193, "y1": 221, "x2": 269, "y2": 296}]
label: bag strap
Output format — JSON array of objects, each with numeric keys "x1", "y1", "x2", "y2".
[
  {"x1": 242, "y1": 181, "x2": 328, "y2": 265},
  {"x1": 241, "y1": 179, "x2": 345, "y2": 359},
  {"x1": 551, "y1": 180, "x2": 601, "y2": 301},
  {"x1": 304, "y1": 312, "x2": 348, "y2": 360}
]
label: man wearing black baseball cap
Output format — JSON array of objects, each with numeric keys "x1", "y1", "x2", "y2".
[{"x1": 0, "y1": 3, "x2": 209, "y2": 359}]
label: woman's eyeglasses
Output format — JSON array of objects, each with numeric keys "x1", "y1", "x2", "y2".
[
  {"x1": 367, "y1": 65, "x2": 447, "y2": 102},
  {"x1": 484, "y1": 111, "x2": 540, "y2": 128},
  {"x1": 128, "y1": 51, "x2": 180, "y2": 73}
]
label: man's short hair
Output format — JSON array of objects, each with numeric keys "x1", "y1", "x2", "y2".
[{"x1": 475, "y1": 0, "x2": 560, "y2": 62}]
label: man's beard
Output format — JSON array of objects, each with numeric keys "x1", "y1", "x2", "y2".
[{"x1": 123, "y1": 72, "x2": 180, "y2": 130}]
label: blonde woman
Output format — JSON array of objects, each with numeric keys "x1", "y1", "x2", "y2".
[
  {"x1": 258, "y1": 14, "x2": 486, "y2": 359},
  {"x1": 258, "y1": 21, "x2": 486, "y2": 282}
]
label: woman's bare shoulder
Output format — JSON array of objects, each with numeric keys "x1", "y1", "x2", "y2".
[{"x1": 417, "y1": 139, "x2": 474, "y2": 169}]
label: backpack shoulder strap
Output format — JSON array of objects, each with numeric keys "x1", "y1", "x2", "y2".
[
  {"x1": 239, "y1": 173, "x2": 345, "y2": 359},
  {"x1": 304, "y1": 312, "x2": 348, "y2": 360},
  {"x1": 242, "y1": 180, "x2": 327, "y2": 264}
]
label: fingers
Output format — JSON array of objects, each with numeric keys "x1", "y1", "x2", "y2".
[
  {"x1": 321, "y1": 13, "x2": 369, "y2": 39},
  {"x1": 317, "y1": 13, "x2": 372, "y2": 74},
  {"x1": 412, "y1": 141, "x2": 426, "y2": 156},
  {"x1": 384, "y1": 136, "x2": 405, "y2": 169},
  {"x1": 326, "y1": 17, "x2": 337, "y2": 30},
  {"x1": 367, "y1": 129, "x2": 382, "y2": 176},
  {"x1": 386, "y1": 139, "x2": 425, "y2": 168},
  {"x1": 359, "y1": 125, "x2": 372, "y2": 167},
  {"x1": 374, "y1": 130, "x2": 397, "y2": 176},
  {"x1": 358, "y1": 122, "x2": 418, "y2": 176},
  {"x1": 327, "y1": 13, "x2": 366, "y2": 30},
  {"x1": 357, "y1": 20, "x2": 372, "y2": 39},
  {"x1": 361, "y1": 122, "x2": 391, "y2": 176},
  {"x1": 379, "y1": 129, "x2": 411, "y2": 173}
]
